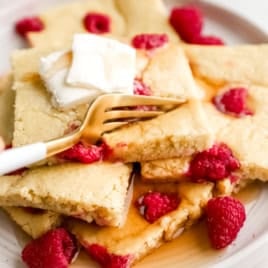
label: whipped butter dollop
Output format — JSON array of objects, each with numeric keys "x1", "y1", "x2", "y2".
[{"x1": 39, "y1": 34, "x2": 136, "y2": 108}]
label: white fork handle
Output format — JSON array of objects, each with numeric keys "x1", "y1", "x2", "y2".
[{"x1": 0, "y1": 143, "x2": 47, "y2": 176}]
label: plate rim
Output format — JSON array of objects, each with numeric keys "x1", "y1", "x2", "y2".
[{"x1": 0, "y1": 1, "x2": 268, "y2": 267}]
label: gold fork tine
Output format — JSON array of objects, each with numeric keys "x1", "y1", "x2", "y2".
[
  {"x1": 103, "y1": 110, "x2": 164, "y2": 121},
  {"x1": 47, "y1": 94, "x2": 185, "y2": 156},
  {"x1": 100, "y1": 94, "x2": 185, "y2": 107}
]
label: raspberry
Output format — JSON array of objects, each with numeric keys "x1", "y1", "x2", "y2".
[
  {"x1": 191, "y1": 35, "x2": 224, "y2": 45},
  {"x1": 213, "y1": 88, "x2": 253, "y2": 117},
  {"x1": 169, "y1": 5, "x2": 203, "y2": 42},
  {"x1": 86, "y1": 244, "x2": 132, "y2": 268},
  {"x1": 136, "y1": 192, "x2": 180, "y2": 223},
  {"x1": 131, "y1": 34, "x2": 169, "y2": 50},
  {"x1": 83, "y1": 13, "x2": 111, "y2": 34},
  {"x1": 15, "y1": 17, "x2": 44, "y2": 37},
  {"x1": 187, "y1": 143, "x2": 240, "y2": 182},
  {"x1": 58, "y1": 142, "x2": 103, "y2": 164},
  {"x1": 133, "y1": 79, "x2": 152, "y2": 96},
  {"x1": 206, "y1": 196, "x2": 246, "y2": 249},
  {"x1": 22, "y1": 228, "x2": 77, "y2": 268}
]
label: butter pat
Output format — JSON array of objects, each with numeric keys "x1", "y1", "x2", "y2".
[
  {"x1": 39, "y1": 51, "x2": 99, "y2": 108},
  {"x1": 39, "y1": 34, "x2": 136, "y2": 108},
  {"x1": 67, "y1": 34, "x2": 136, "y2": 94}
]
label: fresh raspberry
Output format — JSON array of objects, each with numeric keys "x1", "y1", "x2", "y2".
[
  {"x1": 191, "y1": 35, "x2": 224, "y2": 45},
  {"x1": 22, "y1": 228, "x2": 77, "y2": 268},
  {"x1": 132, "y1": 34, "x2": 169, "y2": 50},
  {"x1": 57, "y1": 142, "x2": 103, "y2": 164},
  {"x1": 83, "y1": 13, "x2": 111, "y2": 34},
  {"x1": 136, "y1": 192, "x2": 180, "y2": 223},
  {"x1": 187, "y1": 143, "x2": 240, "y2": 182},
  {"x1": 133, "y1": 79, "x2": 152, "y2": 96},
  {"x1": 15, "y1": 17, "x2": 44, "y2": 37},
  {"x1": 169, "y1": 5, "x2": 203, "y2": 42},
  {"x1": 213, "y1": 88, "x2": 253, "y2": 117},
  {"x1": 86, "y1": 244, "x2": 132, "y2": 268},
  {"x1": 206, "y1": 196, "x2": 246, "y2": 249}
]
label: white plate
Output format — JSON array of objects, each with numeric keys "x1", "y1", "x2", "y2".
[{"x1": 0, "y1": 1, "x2": 268, "y2": 267}]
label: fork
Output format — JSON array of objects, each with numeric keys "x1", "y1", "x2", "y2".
[{"x1": 0, "y1": 94, "x2": 184, "y2": 175}]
